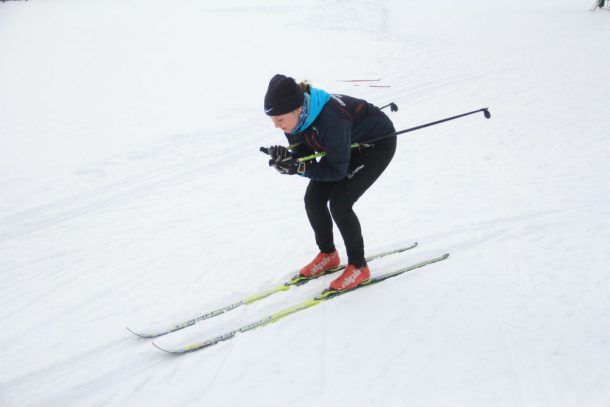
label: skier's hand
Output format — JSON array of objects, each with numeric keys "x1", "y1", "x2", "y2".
[
  {"x1": 267, "y1": 145, "x2": 307, "y2": 175},
  {"x1": 270, "y1": 158, "x2": 308, "y2": 175},
  {"x1": 268, "y1": 145, "x2": 292, "y2": 162},
  {"x1": 268, "y1": 145, "x2": 293, "y2": 174}
]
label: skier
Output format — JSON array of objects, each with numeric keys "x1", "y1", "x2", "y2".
[{"x1": 263, "y1": 74, "x2": 397, "y2": 291}]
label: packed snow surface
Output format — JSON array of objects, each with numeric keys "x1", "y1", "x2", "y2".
[{"x1": 1, "y1": 0, "x2": 609, "y2": 405}]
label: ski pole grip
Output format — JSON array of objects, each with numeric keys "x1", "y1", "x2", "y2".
[{"x1": 380, "y1": 102, "x2": 398, "y2": 112}]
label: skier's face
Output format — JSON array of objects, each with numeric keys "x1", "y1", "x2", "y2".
[{"x1": 270, "y1": 108, "x2": 301, "y2": 133}]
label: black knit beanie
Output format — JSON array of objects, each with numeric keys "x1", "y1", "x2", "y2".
[{"x1": 264, "y1": 74, "x2": 304, "y2": 116}]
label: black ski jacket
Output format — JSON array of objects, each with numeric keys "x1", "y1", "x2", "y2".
[{"x1": 285, "y1": 94, "x2": 395, "y2": 182}]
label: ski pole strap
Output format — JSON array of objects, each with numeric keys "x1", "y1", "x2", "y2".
[{"x1": 296, "y1": 107, "x2": 491, "y2": 163}]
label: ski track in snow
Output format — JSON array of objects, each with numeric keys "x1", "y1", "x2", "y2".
[{"x1": 1, "y1": 0, "x2": 610, "y2": 406}]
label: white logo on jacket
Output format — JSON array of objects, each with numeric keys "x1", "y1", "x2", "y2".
[{"x1": 331, "y1": 94, "x2": 346, "y2": 107}]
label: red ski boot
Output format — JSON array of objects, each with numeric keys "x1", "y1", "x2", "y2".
[
  {"x1": 329, "y1": 263, "x2": 370, "y2": 291},
  {"x1": 300, "y1": 250, "x2": 340, "y2": 277}
]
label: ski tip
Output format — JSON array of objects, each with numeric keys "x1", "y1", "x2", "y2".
[
  {"x1": 442, "y1": 253, "x2": 450, "y2": 260},
  {"x1": 126, "y1": 327, "x2": 160, "y2": 339},
  {"x1": 152, "y1": 342, "x2": 179, "y2": 354},
  {"x1": 126, "y1": 327, "x2": 147, "y2": 338}
]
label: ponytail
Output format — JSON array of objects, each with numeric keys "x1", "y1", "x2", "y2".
[{"x1": 298, "y1": 80, "x2": 312, "y2": 94}]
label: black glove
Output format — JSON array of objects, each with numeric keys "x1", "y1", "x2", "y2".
[
  {"x1": 267, "y1": 145, "x2": 308, "y2": 175},
  {"x1": 268, "y1": 145, "x2": 292, "y2": 162},
  {"x1": 271, "y1": 158, "x2": 308, "y2": 175}
]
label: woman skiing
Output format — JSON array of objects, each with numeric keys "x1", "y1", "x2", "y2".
[{"x1": 264, "y1": 74, "x2": 396, "y2": 291}]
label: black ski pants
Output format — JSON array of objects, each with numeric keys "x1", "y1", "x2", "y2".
[{"x1": 304, "y1": 136, "x2": 397, "y2": 267}]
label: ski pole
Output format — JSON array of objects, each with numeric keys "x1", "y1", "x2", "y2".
[
  {"x1": 294, "y1": 107, "x2": 490, "y2": 162},
  {"x1": 260, "y1": 107, "x2": 490, "y2": 161}
]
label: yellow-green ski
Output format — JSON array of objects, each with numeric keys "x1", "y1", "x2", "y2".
[
  {"x1": 128, "y1": 243, "x2": 417, "y2": 339},
  {"x1": 153, "y1": 252, "x2": 449, "y2": 354}
]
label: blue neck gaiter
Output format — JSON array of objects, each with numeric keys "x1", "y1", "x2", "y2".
[{"x1": 291, "y1": 87, "x2": 331, "y2": 134}]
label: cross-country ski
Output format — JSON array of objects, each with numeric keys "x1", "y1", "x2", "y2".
[
  {"x1": 127, "y1": 243, "x2": 417, "y2": 338},
  {"x1": 153, "y1": 253, "x2": 450, "y2": 354}
]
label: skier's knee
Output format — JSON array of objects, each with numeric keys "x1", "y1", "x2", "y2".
[
  {"x1": 329, "y1": 198, "x2": 352, "y2": 221},
  {"x1": 304, "y1": 190, "x2": 326, "y2": 214}
]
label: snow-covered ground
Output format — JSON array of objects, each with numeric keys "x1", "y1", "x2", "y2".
[{"x1": 1, "y1": 0, "x2": 609, "y2": 405}]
